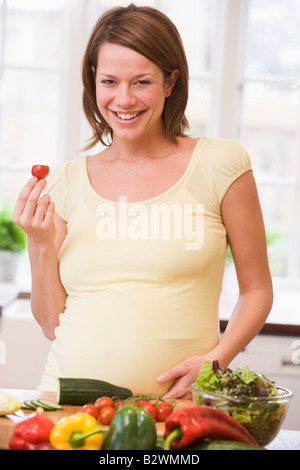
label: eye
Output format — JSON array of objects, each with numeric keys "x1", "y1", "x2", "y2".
[
  {"x1": 135, "y1": 80, "x2": 151, "y2": 86},
  {"x1": 101, "y1": 79, "x2": 116, "y2": 86}
]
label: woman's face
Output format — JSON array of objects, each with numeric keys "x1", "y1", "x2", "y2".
[{"x1": 94, "y1": 42, "x2": 172, "y2": 144}]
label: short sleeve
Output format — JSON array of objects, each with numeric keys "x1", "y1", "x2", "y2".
[
  {"x1": 211, "y1": 139, "x2": 253, "y2": 205},
  {"x1": 44, "y1": 162, "x2": 69, "y2": 221}
]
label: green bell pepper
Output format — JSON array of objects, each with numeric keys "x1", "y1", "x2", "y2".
[{"x1": 102, "y1": 404, "x2": 157, "y2": 450}]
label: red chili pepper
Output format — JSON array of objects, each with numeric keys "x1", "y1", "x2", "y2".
[
  {"x1": 31, "y1": 164, "x2": 50, "y2": 180},
  {"x1": 163, "y1": 406, "x2": 259, "y2": 449},
  {"x1": 8, "y1": 413, "x2": 55, "y2": 450}
]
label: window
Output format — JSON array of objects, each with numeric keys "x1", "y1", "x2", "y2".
[
  {"x1": 1, "y1": 0, "x2": 300, "y2": 294},
  {"x1": 237, "y1": 0, "x2": 300, "y2": 285},
  {"x1": 0, "y1": 0, "x2": 66, "y2": 206}
]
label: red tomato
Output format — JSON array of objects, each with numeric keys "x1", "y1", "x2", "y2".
[
  {"x1": 99, "y1": 406, "x2": 115, "y2": 425},
  {"x1": 155, "y1": 402, "x2": 173, "y2": 421},
  {"x1": 31, "y1": 164, "x2": 50, "y2": 179},
  {"x1": 95, "y1": 396, "x2": 114, "y2": 411},
  {"x1": 80, "y1": 404, "x2": 99, "y2": 420},
  {"x1": 135, "y1": 400, "x2": 157, "y2": 420},
  {"x1": 114, "y1": 401, "x2": 124, "y2": 409}
]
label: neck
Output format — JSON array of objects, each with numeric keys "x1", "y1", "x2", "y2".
[{"x1": 108, "y1": 129, "x2": 177, "y2": 162}]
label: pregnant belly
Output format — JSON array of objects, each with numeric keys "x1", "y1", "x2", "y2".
[{"x1": 50, "y1": 293, "x2": 216, "y2": 395}]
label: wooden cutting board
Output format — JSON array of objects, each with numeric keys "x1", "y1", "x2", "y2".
[{"x1": 0, "y1": 388, "x2": 193, "y2": 450}]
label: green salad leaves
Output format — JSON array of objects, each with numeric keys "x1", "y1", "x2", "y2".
[{"x1": 195, "y1": 361, "x2": 278, "y2": 398}]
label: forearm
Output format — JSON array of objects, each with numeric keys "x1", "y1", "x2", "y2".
[
  {"x1": 29, "y1": 241, "x2": 67, "y2": 341},
  {"x1": 212, "y1": 286, "x2": 273, "y2": 368}
]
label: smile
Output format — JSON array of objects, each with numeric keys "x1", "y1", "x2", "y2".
[{"x1": 114, "y1": 111, "x2": 142, "y2": 120}]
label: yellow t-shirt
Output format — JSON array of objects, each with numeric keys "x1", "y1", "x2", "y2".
[{"x1": 38, "y1": 137, "x2": 252, "y2": 394}]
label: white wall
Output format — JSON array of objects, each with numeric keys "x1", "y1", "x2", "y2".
[{"x1": 0, "y1": 299, "x2": 51, "y2": 389}]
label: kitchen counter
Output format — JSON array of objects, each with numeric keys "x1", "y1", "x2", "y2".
[{"x1": 0, "y1": 388, "x2": 299, "y2": 450}]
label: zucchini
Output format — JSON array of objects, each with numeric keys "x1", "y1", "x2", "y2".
[{"x1": 57, "y1": 377, "x2": 133, "y2": 405}]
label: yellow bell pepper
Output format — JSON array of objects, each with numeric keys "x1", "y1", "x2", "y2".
[{"x1": 50, "y1": 412, "x2": 103, "y2": 450}]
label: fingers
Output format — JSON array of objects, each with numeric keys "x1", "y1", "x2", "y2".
[
  {"x1": 12, "y1": 178, "x2": 55, "y2": 243},
  {"x1": 157, "y1": 356, "x2": 204, "y2": 399},
  {"x1": 163, "y1": 384, "x2": 192, "y2": 400},
  {"x1": 13, "y1": 177, "x2": 47, "y2": 226},
  {"x1": 162, "y1": 377, "x2": 190, "y2": 399},
  {"x1": 157, "y1": 364, "x2": 188, "y2": 399},
  {"x1": 33, "y1": 194, "x2": 51, "y2": 223},
  {"x1": 43, "y1": 200, "x2": 55, "y2": 227},
  {"x1": 157, "y1": 362, "x2": 184, "y2": 384}
]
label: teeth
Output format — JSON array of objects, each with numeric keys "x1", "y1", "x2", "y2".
[{"x1": 116, "y1": 112, "x2": 140, "y2": 120}]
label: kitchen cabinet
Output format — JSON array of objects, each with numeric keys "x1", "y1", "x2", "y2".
[{"x1": 229, "y1": 333, "x2": 300, "y2": 431}]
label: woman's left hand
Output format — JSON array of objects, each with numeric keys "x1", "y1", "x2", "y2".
[{"x1": 156, "y1": 355, "x2": 208, "y2": 399}]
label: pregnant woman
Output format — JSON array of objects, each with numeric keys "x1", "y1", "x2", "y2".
[{"x1": 13, "y1": 4, "x2": 273, "y2": 398}]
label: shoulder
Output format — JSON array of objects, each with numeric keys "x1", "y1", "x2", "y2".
[
  {"x1": 211, "y1": 138, "x2": 251, "y2": 168},
  {"x1": 44, "y1": 156, "x2": 86, "y2": 220},
  {"x1": 197, "y1": 137, "x2": 252, "y2": 205},
  {"x1": 194, "y1": 137, "x2": 251, "y2": 168},
  {"x1": 46, "y1": 156, "x2": 86, "y2": 190}
]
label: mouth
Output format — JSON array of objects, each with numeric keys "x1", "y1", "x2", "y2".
[{"x1": 113, "y1": 111, "x2": 143, "y2": 121}]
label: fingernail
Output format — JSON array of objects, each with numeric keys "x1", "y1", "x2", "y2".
[{"x1": 156, "y1": 374, "x2": 165, "y2": 383}]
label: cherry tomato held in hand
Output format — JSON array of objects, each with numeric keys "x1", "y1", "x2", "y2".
[
  {"x1": 155, "y1": 402, "x2": 173, "y2": 422},
  {"x1": 80, "y1": 404, "x2": 99, "y2": 420},
  {"x1": 31, "y1": 164, "x2": 50, "y2": 180}
]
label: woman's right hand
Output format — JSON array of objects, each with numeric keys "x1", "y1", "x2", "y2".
[{"x1": 12, "y1": 177, "x2": 56, "y2": 247}]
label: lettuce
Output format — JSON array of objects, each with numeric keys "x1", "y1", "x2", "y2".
[
  {"x1": 195, "y1": 361, "x2": 220, "y2": 392},
  {"x1": 195, "y1": 361, "x2": 277, "y2": 398},
  {"x1": 235, "y1": 366, "x2": 257, "y2": 385}
]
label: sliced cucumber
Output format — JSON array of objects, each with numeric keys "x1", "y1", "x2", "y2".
[
  {"x1": 37, "y1": 399, "x2": 62, "y2": 411},
  {"x1": 21, "y1": 399, "x2": 63, "y2": 412},
  {"x1": 22, "y1": 400, "x2": 36, "y2": 410},
  {"x1": 31, "y1": 400, "x2": 43, "y2": 409}
]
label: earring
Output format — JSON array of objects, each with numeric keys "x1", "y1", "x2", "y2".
[{"x1": 166, "y1": 91, "x2": 171, "y2": 98}]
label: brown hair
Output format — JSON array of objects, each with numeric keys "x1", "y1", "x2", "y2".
[{"x1": 81, "y1": 3, "x2": 189, "y2": 149}]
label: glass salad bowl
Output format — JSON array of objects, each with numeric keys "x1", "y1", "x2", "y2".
[{"x1": 190, "y1": 384, "x2": 293, "y2": 446}]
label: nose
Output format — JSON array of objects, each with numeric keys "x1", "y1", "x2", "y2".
[{"x1": 115, "y1": 84, "x2": 136, "y2": 108}]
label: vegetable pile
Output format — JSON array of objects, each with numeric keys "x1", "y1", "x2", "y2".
[{"x1": 8, "y1": 385, "x2": 263, "y2": 451}]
